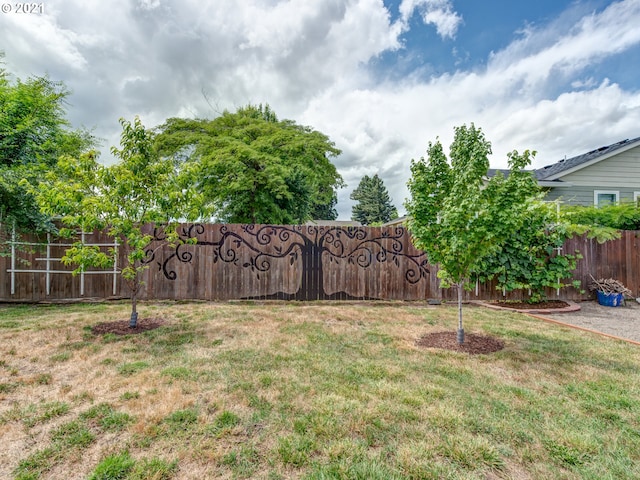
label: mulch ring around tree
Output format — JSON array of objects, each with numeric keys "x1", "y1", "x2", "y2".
[
  {"x1": 91, "y1": 318, "x2": 165, "y2": 336},
  {"x1": 416, "y1": 331, "x2": 505, "y2": 355}
]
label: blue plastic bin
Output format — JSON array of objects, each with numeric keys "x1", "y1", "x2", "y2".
[{"x1": 596, "y1": 291, "x2": 624, "y2": 307}]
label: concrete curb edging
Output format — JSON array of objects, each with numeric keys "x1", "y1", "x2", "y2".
[{"x1": 526, "y1": 313, "x2": 640, "y2": 346}]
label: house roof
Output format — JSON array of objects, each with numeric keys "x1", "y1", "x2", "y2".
[
  {"x1": 304, "y1": 220, "x2": 362, "y2": 227},
  {"x1": 486, "y1": 168, "x2": 532, "y2": 178},
  {"x1": 486, "y1": 136, "x2": 640, "y2": 185},
  {"x1": 535, "y1": 136, "x2": 640, "y2": 180},
  {"x1": 381, "y1": 215, "x2": 408, "y2": 227}
]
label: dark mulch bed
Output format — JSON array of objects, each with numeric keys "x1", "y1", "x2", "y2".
[
  {"x1": 492, "y1": 300, "x2": 570, "y2": 310},
  {"x1": 416, "y1": 331, "x2": 505, "y2": 354},
  {"x1": 91, "y1": 318, "x2": 165, "y2": 336}
]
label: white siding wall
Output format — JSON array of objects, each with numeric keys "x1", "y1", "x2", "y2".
[
  {"x1": 545, "y1": 186, "x2": 638, "y2": 206},
  {"x1": 543, "y1": 144, "x2": 640, "y2": 205}
]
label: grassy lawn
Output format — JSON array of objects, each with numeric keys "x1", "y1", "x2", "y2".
[{"x1": 1, "y1": 301, "x2": 639, "y2": 479}]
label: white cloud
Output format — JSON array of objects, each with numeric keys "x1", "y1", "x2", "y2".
[
  {"x1": 301, "y1": 1, "x2": 640, "y2": 215},
  {"x1": 571, "y1": 77, "x2": 598, "y2": 89},
  {"x1": 1, "y1": 6, "x2": 92, "y2": 72},
  {"x1": 2, "y1": 0, "x2": 404, "y2": 151},
  {"x1": 137, "y1": 0, "x2": 161, "y2": 9},
  {"x1": 2, "y1": 0, "x2": 640, "y2": 219},
  {"x1": 492, "y1": 80, "x2": 640, "y2": 166},
  {"x1": 487, "y1": 0, "x2": 640, "y2": 92},
  {"x1": 399, "y1": 0, "x2": 463, "y2": 39}
]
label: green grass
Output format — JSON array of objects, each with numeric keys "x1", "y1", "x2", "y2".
[
  {"x1": 89, "y1": 451, "x2": 178, "y2": 480},
  {"x1": 1, "y1": 301, "x2": 640, "y2": 479},
  {"x1": 87, "y1": 451, "x2": 135, "y2": 480},
  {"x1": 163, "y1": 408, "x2": 199, "y2": 435},
  {"x1": 14, "y1": 446, "x2": 62, "y2": 480},
  {"x1": 120, "y1": 391, "x2": 140, "y2": 401},
  {"x1": 117, "y1": 361, "x2": 149, "y2": 376},
  {"x1": 87, "y1": 451, "x2": 178, "y2": 480},
  {"x1": 0, "y1": 381, "x2": 21, "y2": 393},
  {"x1": 49, "y1": 352, "x2": 71, "y2": 363},
  {"x1": 20, "y1": 401, "x2": 70, "y2": 428},
  {"x1": 11, "y1": 402, "x2": 137, "y2": 479},
  {"x1": 80, "y1": 403, "x2": 134, "y2": 431},
  {"x1": 50, "y1": 420, "x2": 95, "y2": 448}
]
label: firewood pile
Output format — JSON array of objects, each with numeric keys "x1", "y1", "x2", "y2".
[{"x1": 588, "y1": 275, "x2": 633, "y2": 296}]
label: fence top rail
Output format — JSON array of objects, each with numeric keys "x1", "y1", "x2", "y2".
[
  {"x1": 7, "y1": 269, "x2": 122, "y2": 274},
  {"x1": 3, "y1": 241, "x2": 119, "y2": 247}
]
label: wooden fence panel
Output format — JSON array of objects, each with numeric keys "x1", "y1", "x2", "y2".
[
  {"x1": 140, "y1": 224, "x2": 432, "y2": 301},
  {"x1": 3, "y1": 224, "x2": 640, "y2": 302},
  {"x1": 0, "y1": 229, "x2": 127, "y2": 302}
]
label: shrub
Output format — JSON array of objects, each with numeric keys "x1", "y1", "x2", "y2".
[{"x1": 563, "y1": 202, "x2": 640, "y2": 230}]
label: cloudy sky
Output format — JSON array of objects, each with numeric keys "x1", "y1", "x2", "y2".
[{"x1": 2, "y1": 0, "x2": 640, "y2": 219}]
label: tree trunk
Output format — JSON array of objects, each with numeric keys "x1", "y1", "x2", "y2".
[
  {"x1": 129, "y1": 273, "x2": 139, "y2": 328},
  {"x1": 457, "y1": 280, "x2": 464, "y2": 344},
  {"x1": 294, "y1": 237, "x2": 322, "y2": 300},
  {"x1": 129, "y1": 293, "x2": 138, "y2": 328}
]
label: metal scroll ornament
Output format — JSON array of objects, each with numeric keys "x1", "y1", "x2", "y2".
[{"x1": 152, "y1": 224, "x2": 429, "y2": 300}]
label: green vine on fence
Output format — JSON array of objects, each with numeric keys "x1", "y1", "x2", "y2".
[{"x1": 472, "y1": 202, "x2": 582, "y2": 303}]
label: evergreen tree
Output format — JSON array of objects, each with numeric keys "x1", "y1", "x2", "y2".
[{"x1": 350, "y1": 174, "x2": 398, "y2": 225}]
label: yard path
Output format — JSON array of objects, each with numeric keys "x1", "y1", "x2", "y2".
[{"x1": 532, "y1": 300, "x2": 640, "y2": 345}]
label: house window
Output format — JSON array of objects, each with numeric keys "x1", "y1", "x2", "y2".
[
  {"x1": 635, "y1": 192, "x2": 640, "y2": 206},
  {"x1": 594, "y1": 190, "x2": 619, "y2": 207}
]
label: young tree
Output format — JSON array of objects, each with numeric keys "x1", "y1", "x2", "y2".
[
  {"x1": 0, "y1": 64, "x2": 94, "y2": 242},
  {"x1": 154, "y1": 104, "x2": 344, "y2": 224},
  {"x1": 405, "y1": 125, "x2": 539, "y2": 344},
  {"x1": 350, "y1": 174, "x2": 398, "y2": 225},
  {"x1": 33, "y1": 117, "x2": 197, "y2": 327}
]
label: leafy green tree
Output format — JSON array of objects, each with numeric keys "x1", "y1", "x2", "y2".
[
  {"x1": 473, "y1": 200, "x2": 582, "y2": 303},
  {"x1": 154, "y1": 104, "x2": 344, "y2": 224},
  {"x1": 350, "y1": 174, "x2": 398, "y2": 225},
  {"x1": 405, "y1": 125, "x2": 540, "y2": 344},
  {"x1": 311, "y1": 191, "x2": 339, "y2": 221},
  {"x1": 0, "y1": 61, "x2": 94, "y2": 242},
  {"x1": 33, "y1": 117, "x2": 197, "y2": 327}
]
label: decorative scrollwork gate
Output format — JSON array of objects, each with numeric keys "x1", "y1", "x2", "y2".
[{"x1": 146, "y1": 224, "x2": 431, "y2": 301}]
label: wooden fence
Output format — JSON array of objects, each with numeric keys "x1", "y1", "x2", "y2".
[
  {"x1": 0, "y1": 228, "x2": 128, "y2": 302},
  {"x1": 2, "y1": 224, "x2": 639, "y2": 302}
]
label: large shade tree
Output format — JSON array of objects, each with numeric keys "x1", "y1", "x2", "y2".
[
  {"x1": 34, "y1": 117, "x2": 198, "y2": 327},
  {"x1": 0, "y1": 56, "x2": 94, "y2": 242},
  {"x1": 154, "y1": 104, "x2": 344, "y2": 224},
  {"x1": 405, "y1": 124, "x2": 541, "y2": 344},
  {"x1": 350, "y1": 174, "x2": 398, "y2": 225}
]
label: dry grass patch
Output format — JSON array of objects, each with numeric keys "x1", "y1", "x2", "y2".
[{"x1": 1, "y1": 300, "x2": 640, "y2": 479}]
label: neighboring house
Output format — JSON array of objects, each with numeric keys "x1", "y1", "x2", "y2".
[
  {"x1": 381, "y1": 216, "x2": 408, "y2": 227},
  {"x1": 488, "y1": 135, "x2": 640, "y2": 206},
  {"x1": 304, "y1": 220, "x2": 362, "y2": 227}
]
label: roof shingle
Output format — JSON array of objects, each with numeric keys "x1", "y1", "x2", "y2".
[{"x1": 534, "y1": 136, "x2": 640, "y2": 180}]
